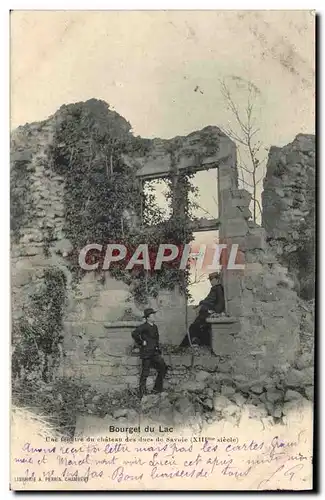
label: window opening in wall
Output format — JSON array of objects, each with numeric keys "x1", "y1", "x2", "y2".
[
  {"x1": 188, "y1": 230, "x2": 220, "y2": 304},
  {"x1": 138, "y1": 168, "x2": 221, "y2": 311},
  {"x1": 189, "y1": 168, "x2": 219, "y2": 221},
  {"x1": 142, "y1": 178, "x2": 171, "y2": 225}
]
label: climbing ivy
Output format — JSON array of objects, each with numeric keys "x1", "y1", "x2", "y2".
[
  {"x1": 49, "y1": 99, "x2": 141, "y2": 277},
  {"x1": 48, "y1": 99, "x2": 197, "y2": 303},
  {"x1": 12, "y1": 267, "x2": 67, "y2": 381}
]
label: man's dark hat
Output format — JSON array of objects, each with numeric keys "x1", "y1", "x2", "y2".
[
  {"x1": 209, "y1": 272, "x2": 221, "y2": 280},
  {"x1": 143, "y1": 307, "x2": 157, "y2": 318}
]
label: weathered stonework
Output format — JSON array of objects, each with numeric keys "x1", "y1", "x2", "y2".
[
  {"x1": 214, "y1": 152, "x2": 308, "y2": 378},
  {"x1": 11, "y1": 119, "x2": 71, "y2": 330},
  {"x1": 262, "y1": 134, "x2": 315, "y2": 299},
  {"x1": 11, "y1": 100, "x2": 314, "y2": 394},
  {"x1": 124, "y1": 126, "x2": 236, "y2": 180}
]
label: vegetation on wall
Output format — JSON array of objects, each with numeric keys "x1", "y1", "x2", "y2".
[
  {"x1": 49, "y1": 99, "x2": 197, "y2": 303},
  {"x1": 10, "y1": 148, "x2": 34, "y2": 242},
  {"x1": 12, "y1": 267, "x2": 67, "y2": 382},
  {"x1": 286, "y1": 207, "x2": 315, "y2": 300}
]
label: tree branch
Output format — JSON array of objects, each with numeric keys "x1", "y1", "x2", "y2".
[
  {"x1": 238, "y1": 176, "x2": 254, "y2": 188},
  {"x1": 239, "y1": 163, "x2": 253, "y2": 174},
  {"x1": 252, "y1": 196, "x2": 262, "y2": 215},
  {"x1": 221, "y1": 126, "x2": 248, "y2": 146},
  {"x1": 220, "y1": 80, "x2": 250, "y2": 135},
  {"x1": 194, "y1": 203, "x2": 215, "y2": 219}
]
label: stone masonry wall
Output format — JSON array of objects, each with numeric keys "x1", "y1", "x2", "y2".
[
  {"x1": 11, "y1": 119, "x2": 70, "y2": 328},
  {"x1": 10, "y1": 105, "x2": 219, "y2": 387},
  {"x1": 61, "y1": 273, "x2": 191, "y2": 391},
  {"x1": 217, "y1": 152, "x2": 310, "y2": 378},
  {"x1": 11, "y1": 102, "x2": 313, "y2": 395},
  {"x1": 262, "y1": 134, "x2": 315, "y2": 299}
]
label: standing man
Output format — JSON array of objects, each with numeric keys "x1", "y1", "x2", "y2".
[
  {"x1": 131, "y1": 308, "x2": 168, "y2": 399},
  {"x1": 180, "y1": 272, "x2": 225, "y2": 347}
]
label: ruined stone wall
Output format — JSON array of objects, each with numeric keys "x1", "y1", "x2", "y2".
[
  {"x1": 11, "y1": 103, "x2": 313, "y2": 395},
  {"x1": 62, "y1": 274, "x2": 190, "y2": 391},
  {"x1": 217, "y1": 152, "x2": 310, "y2": 378},
  {"x1": 11, "y1": 119, "x2": 69, "y2": 326},
  {"x1": 262, "y1": 134, "x2": 315, "y2": 299},
  {"x1": 10, "y1": 106, "x2": 200, "y2": 387}
]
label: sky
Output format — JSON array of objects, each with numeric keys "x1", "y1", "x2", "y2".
[
  {"x1": 11, "y1": 10, "x2": 315, "y2": 140},
  {"x1": 10, "y1": 10, "x2": 315, "y2": 301}
]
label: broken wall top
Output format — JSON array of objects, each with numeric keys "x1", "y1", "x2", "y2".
[{"x1": 125, "y1": 126, "x2": 237, "y2": 180}]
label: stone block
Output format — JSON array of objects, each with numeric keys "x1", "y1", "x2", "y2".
[
  {"x1": 226, "y1": 300, "x2": 243, "y2": 317},
  {"x1": 219, "y1": 174, "x2": 233, "y2": 191},
  {"x1": 193, "y1": 355, "x2": 218, "y2": 371},
  {"x1": 213, "y1": 394, "x2": 232, "y2": 410},
  {"x1": 265, "y1": 389, "x2": 283, "y2": 404},
  {"x1": 304, "y1": 386, "x2": 314, "y2": 401},
  {"x1": 244, "y1": 263, "x2": 264, "y2": 275},
  {"x1": 96, "y1": 336, "x2": 132, "y2": 356},
  {"x1": 112, "y1": 364, "x2": 139, "y2": 377},
  {"x1": 63, "y1": 366, "x2": 78, "y2": 378},
  {"x1": 99, "y1": 364, "x2": 115, "y2": 377},
  {"x1": 12, "y1": 150, "x2": 33, "y2": 163},
  {"x1": 124, "y1": 375, "x2": 139, "y2": 386},
  {"x1": 180, "y1": 380, "x2": 206, "y2": 392},
  {"x1": 63, "y1": 321, "x2": 86, "y2": 337},
  {"x1": 224, "y1": 219, "x2": 249, "y2": 238},
  {"x1": 11, "y1": 268, "x2": 35, "y2": 287},
  {"x1": 296, "y1": 352, "x2": 313, "y2": 370},
  {"x1": 284, "y1": 389, "x2": 303, "y2": 402},
  {"x1": 126, "y1": 356, "x2": 142, "y2": 367},
  {"x1": 217, "y1": 360, "x2": 233, "y2": 374},
  {"x1": 195, "y1": 370, "x2": 211, "y2": 382},
  {"x1": 212, "y1": 323, "x2": 240, "y2": 336},
  {"x1": 231, "y1": 355, "x2": 259, "y2": 377},
  {"x1": 229, "y1": 236, "x2": 247, "y2": 251},
  {"x1": 231, "y1": 195, "x2": 251, "y2": 209},
  {"x1": 231, "y1": 188, "x2": 251, "y2": 200},
  {"x1": 76, "y1": 363, "x2": 102, "y2": 380},
  {"x1": 15, "y1": 255, "x2": 48, "y2": 269},
  {"x1": 230, "y1": 392, "x2": 247, "y2": 407},
  {"x1": 169, "y1": 354, "x2": 192, "y2": 368},
  {"x1": 211, "y1": 329, "x2": 237, "y2": 356},
  {"x1": 219, "y1": 191, "x2": 233, "y2": 212},
  {"x1": 20, "y1": 246, "x2": 43, "y2": 257},
  {"x1": 62, "y1": 334, "x2": 79, "y2": 352},
  {"x1": 94, "y1": 381, "x2": 127, "y2": 393},
  {"x1": 225, "y1": 278, "x2": 242, "y2": 300},
  {"x1": 286, "y1": 367, "x2": 313, "y2": 388},
  {"x1": 242, "y1": 207, "x2": 252, "y2": 220},
  {"x1": 245, "y1": 234, "x2": 266, "y2": 251},
  {"x1": 65, "y1": 302, "x2": 89, "y2": 322},
  {"x1": 82, "y1": 322, "x2": 106, "y2": 339}
]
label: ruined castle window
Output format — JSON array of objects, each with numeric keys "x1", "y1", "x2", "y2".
[
  {"x1": 189, "y1": 169, "x2": 219, "y2": 221},
  {"x1": 188, "y1": 229, "x2": 220, "y2": 304}
]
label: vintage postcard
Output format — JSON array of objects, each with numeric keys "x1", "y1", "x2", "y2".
[{"x1": 10, "y1": 10, "x2": 315, "y2": 491}]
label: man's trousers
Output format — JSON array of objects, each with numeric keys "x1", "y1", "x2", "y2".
[
  {"x1": 179, "y1": 308, "x2": 211, "y2": 347},
  {"x1": 139, "y1": 354, "x2": 167, "y2": 398}
]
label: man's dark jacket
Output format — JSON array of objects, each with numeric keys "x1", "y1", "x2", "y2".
[
  {"x1": 199, "y1": 283, "x2": 225, "y2": 313},
  {"x1": 131, "y1": 322, "x2": 161, "y2": 359}
]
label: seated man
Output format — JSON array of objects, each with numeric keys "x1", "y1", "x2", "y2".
[
  {"x1": 180, "y1": 272, "x2": 225, "y2": 347},
  {"x1": 131, "y1": 308, "x2": 168, "y2": 399}
]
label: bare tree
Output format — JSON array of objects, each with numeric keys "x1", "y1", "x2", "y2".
[
  {"x1": 220, "y1": 76, "x2": 267, "y2": 223},
  {"x1": 189, "y1": 266, "x2": 207, "y2": 287}
]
